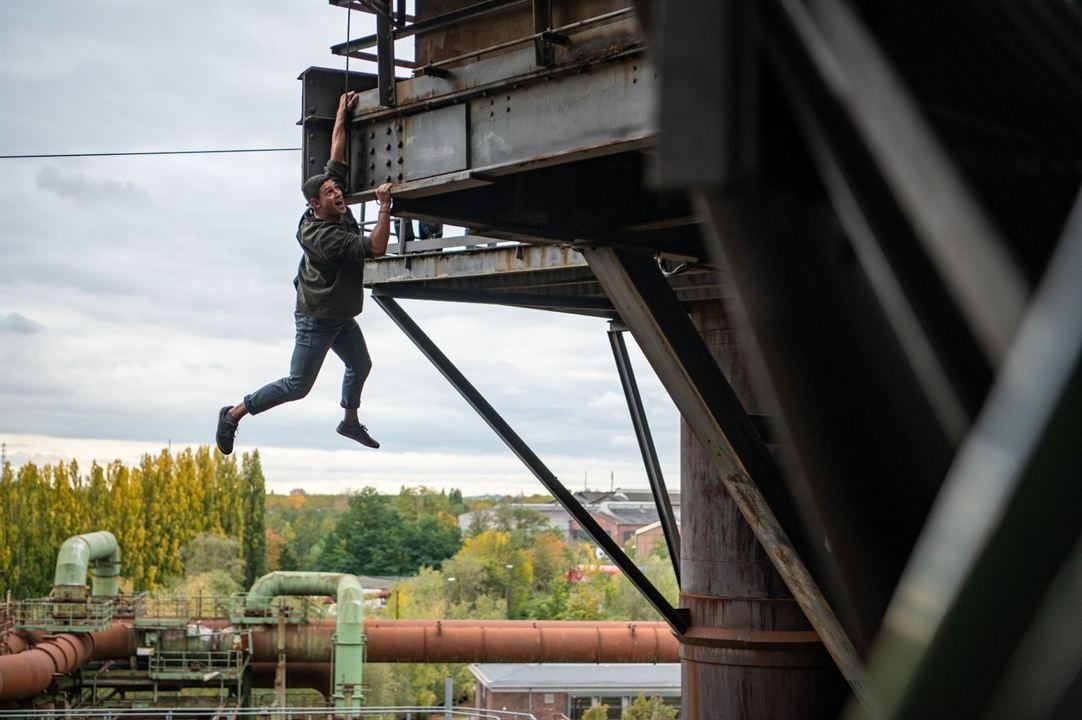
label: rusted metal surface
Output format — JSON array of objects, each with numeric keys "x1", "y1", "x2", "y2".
[
  {"x1": 364, "y1": 619, "x2": 678, "y2": 662},
  {"x1": 676, "y1": 300, "x2": 845, "y2": 719},
  {"x1": 0, "y1": 632, "x2": 91, "y2": 701},
  {"x1": 0, "y1": 618, "x2": 674, "y2": 703},
  {"x1": 412, "y1": 0, "x2": 628, "y2": 67},
  {"x1": 87, "y1": 622, "x2": 138, "y2": 660},
  {"x1": 245, "y1": 619, "x2": 677, "y2": 664}
]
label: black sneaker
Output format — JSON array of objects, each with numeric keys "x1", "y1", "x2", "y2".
[
  {"x1": 337, "y1": 420, "x2": 380, "y2": 449},
  {"x1": 216, "y1": 406, "x2": 238, "y2": 455}
]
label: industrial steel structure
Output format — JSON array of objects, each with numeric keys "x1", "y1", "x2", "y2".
[
  {"x1": 0, "y1": 533, "x2": 678, "y2": 709},
  {"x1": 317, "y1": 1, "x2": 1079, "y2": 719}
]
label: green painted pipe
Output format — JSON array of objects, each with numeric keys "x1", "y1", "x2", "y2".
[
  {"x1": 245, "y1": 571, "x2": 365, "y2": 708},
  {"x1": 52, "y1": 531, "x2": 122, "y2": 597}
]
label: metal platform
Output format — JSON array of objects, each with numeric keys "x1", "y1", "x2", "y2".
[{"x1": 365, "y1": 242, "x2": 729, "y2": 317}]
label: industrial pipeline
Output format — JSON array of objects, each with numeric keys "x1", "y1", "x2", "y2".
[{"x1": 0, "y1": 534, "x2": 678, "y2": 706}]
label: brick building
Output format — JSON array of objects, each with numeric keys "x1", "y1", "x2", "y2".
[
  {"x1": 569, "y1": 502, "x2": 681, "y2": 547},
  {"x1": 469, "y1": 663, "x2": 680, "y2": 720},
  {"x1": 632, "y1": 520, "x2": 680, "y2": 561}
]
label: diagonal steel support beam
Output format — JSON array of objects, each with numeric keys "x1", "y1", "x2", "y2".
[
  {"x1": 845, "y1": 203, "x2": 1082, "y2": 720},
  {"x1": 583, "y1": 246, "x2": 876, "y2": 712},
  {"x1": 373, "y1": 293, "x2": 690, "y2": 634},
  {"x1": 607, "y1": 324, "x2": 681, "y2": 585}
]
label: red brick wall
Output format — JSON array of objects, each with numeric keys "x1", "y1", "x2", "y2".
[{"x1": 475, "y1": 687, "x2": 569, "y2": 720}]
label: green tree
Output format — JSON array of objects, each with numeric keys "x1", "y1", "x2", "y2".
[
  {"x1": 241, "y1": 451, "x2": 268, "y2": 587},
  {"x1": 622, "y1": 694, "x2": 678, "y2": 720},
  {"x1": 181, "y1": 533, "x2": 244, "y2": 583},
  {"x1": 320, "y1": 487, "x2": 462, "y2": 576},
  {"x1": 583, "y1": 705, "x2": 610, "y2": 720}
]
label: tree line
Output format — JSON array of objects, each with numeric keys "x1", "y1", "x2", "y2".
[{"x1": 0, "y1": 447, "x2": 266, "y2": 597}]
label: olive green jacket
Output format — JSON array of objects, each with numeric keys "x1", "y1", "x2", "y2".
[{"x1": 294, "y1": 160, "x2": 373, "y2": 321}]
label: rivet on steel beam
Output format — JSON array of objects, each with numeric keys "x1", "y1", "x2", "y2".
[
  {"x1": 397, "y1": 141, "x2": 403, "y2": 148},
  {"x1": 397, "y1": 173, "x2": 403, "y2": 181},
  {"x1": 398, "y1": 158, "x2": 403, "y2": 164},
  {"x1": 397, "y1": 125, "x2": 403, "y2": 132},
  {"x1": 386, "y1": 144, "x2": 391, "y2": 151},
  {"x1": 386, "y1": 160, "x2": 392, "y2": 167},
  {"x1": 370, "y1": 148, "x2": 375, "y2": 155},
  {"x1": 386, "y1": 127, "x2": 392, "y2": 135},
  {"x1": 385, "y1": 175, "x2": 391, "y2": 182}
]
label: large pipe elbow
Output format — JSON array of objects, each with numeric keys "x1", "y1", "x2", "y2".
[
  {"x1": 0, "y1": 634, "x2": 92, "y2": 701},
  {"x1": 247, "y1": 572, "x2": 346, "y2": 609},
  {"x1": 53, "y1": 531, "x2": 121, "y2": 596},
  {"x1": 245, "y1": 572, "x2": 365, "y2": 708}
]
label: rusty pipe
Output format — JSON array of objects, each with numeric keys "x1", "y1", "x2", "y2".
[
  {"x1": 247, "y1": 619, "x2": 678, "y2": 664},
  {"x1": 1, "y1": 619, "x2": 676, "y2": 701},
  {"x1": 0, "y1": 633, "x2": 91, "y2": 701}
]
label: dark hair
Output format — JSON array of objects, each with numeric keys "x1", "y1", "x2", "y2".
[{"x1": 302, "y1": 173, "x2": 332, "y2": 201}]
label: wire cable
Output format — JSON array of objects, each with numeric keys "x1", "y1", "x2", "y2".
[{"x1": 0, "y1": 147, "x2": 301, "y2": 160}]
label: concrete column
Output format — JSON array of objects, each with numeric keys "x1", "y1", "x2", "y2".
[{"x1": 680, "y1": 300, "x2": 844, "y2": 719}]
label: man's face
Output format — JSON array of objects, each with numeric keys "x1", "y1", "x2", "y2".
[{"x1": 310, "y1": 178, "x2": 346, "y2": 219}]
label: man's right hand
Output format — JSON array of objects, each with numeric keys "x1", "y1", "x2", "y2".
[{"x1": 375, "y1": 182, "x2": 393, "y2": 207}]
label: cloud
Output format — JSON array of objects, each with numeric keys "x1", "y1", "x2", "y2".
[
  {"x1": 0, "y1": 3, "x2": 682, "y2": 491},
  {"x1": 588, "y1": 390, "x2": 627, "y2": 411},
  {"x1": 35, "y1": 165, "x2": 151, "y2": 203},
  {"x1": 0, "y1": 312, "x2": 43, "y2": 334}
]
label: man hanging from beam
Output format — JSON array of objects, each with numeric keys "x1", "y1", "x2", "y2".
[{"x1": 216, "y1": 91, "x2": 393, "y2": 454}]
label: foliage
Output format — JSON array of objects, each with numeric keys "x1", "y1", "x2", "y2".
[
  {"x1": 319, "y1": 487, "x2": 463, "y2": 576},
  {"x1": 180, "y1": 533, "x2": 244, "y2": 582},
  {"x1": 583, "y1": 705, "x2": 611, "y2": 720},
  {"x1": 264, "y1": 492, "x2": 348, "y2": 571},
  {"x1": 241, "y1": 451, "x2": 268, "y2": 586},
  {"x1": 622, "y1": 694, "x2": 678, "y2": 720},
  {"x1": 0, "y1": 447, "x2": 265, "y2": 596},
  {"x1": 168, "y1": 569, "x2": 242, "y2": 597},
  {"x1": 363, "y1": 662, "x2": 474, "y2": 708}
]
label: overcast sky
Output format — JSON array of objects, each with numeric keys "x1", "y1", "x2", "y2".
[{"x1": 0, "y1": 0, "x2": 680, "y2": 496}]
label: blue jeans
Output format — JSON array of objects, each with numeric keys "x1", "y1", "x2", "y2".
[{"x1": 244, "y1": 312, "x2": 372, "y2": 415}]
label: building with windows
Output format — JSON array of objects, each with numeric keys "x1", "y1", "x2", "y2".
[
  {"x1": 569, "y1": 502, "x2": 681, "y2": 547},
  {"x1": 469, "y1": 663, "x2": 680, "y2": 720}
]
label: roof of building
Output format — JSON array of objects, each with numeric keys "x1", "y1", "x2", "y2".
[
  {"x1": 591, "y1": 502, "x2": 681, "y2": 526},
  {"x1": 458, "y1": 504, "x2": 573, "y2": 530},
  {"x1": 469, "y1": 663, "x2": 681, "y2": 693},
  {"x1": 633, "y1": 519, "x2": 681, "y2": 536},
  {"x1": 573, "y1": 489, "x2": 681, "y2": 506}
]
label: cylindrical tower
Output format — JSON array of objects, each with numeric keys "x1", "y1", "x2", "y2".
[{"x1": 680, "y1": 301, "x2": 844, "y2": 719}]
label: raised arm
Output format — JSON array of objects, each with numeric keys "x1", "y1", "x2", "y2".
[
  {"x1": 369, "y1": 183, "x2": 394, "y2": 258},
  {"x1": 330, "y1": 91, "x2": 358, "y2": 165}
]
